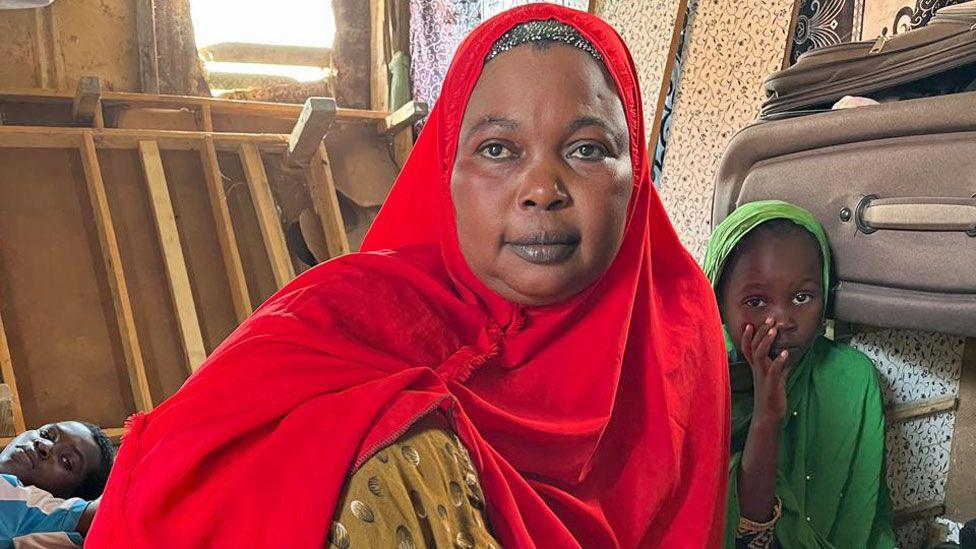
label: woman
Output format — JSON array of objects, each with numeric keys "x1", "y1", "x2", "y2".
[
  {"x1": 88, "y1": 5, "x2": 730, "y2": 547},
  {"x1": 703, "y1": 201, "x2": 893, "y2": 548}
]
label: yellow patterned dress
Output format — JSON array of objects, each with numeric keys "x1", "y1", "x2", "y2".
[{"x1": 330, "y1": 414, "x2": 501, "y2": 548}]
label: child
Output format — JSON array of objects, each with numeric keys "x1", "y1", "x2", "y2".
[
  {"x1": 703, "y1": 201, "x2": 894, "y2": 548},
  {"x1": 0, "y1": 421, "x2": 113, "y2": 547}
]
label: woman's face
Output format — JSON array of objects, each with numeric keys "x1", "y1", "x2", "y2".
[{"x1": 451, "y1": 43, "x2": 632, "y2": 306}]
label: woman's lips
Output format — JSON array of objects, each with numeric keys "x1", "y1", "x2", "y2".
[{"x1": 506, "y1": 231, "x2": 581, "y2": 265}]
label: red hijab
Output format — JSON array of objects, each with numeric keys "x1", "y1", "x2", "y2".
[{"x1": 88, "y1": 5, "x2": 729, "y2": 548}]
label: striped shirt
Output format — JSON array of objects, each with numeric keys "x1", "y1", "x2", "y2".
[{"x1": 0, "y1": 474, "x2": 85, "y2": 548}]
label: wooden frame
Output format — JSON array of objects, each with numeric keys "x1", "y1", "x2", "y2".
[
  {"x1": 0, "y1": 90, "x2": 368, "y2": 434},
  {"x1": 646, "y1": 0, "x2": 690, "y2": 164}
]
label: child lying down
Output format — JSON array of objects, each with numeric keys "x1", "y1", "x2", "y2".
[{"x1": 0, "y1": 421, "x2": 114, "y2": 548}]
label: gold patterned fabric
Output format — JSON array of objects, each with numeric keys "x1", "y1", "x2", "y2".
[{"x1": 330, "y1": 414, "x2": 500, "y2": 548}]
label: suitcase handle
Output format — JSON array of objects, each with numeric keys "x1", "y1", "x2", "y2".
[{"x1": 855, "y1": 195, "x2": 976, "y2": 236}]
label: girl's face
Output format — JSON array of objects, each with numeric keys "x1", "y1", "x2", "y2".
[
  {"x1": 450, "y1": 43, "x2": 632, "y2": 306},
  {"x1": 719, "y1": 230, "x2": 825, "y2": 370}
]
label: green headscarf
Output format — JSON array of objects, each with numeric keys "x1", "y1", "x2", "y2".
[{"x1": 705, "y1": 201, "x2": 894, "y2": 548}]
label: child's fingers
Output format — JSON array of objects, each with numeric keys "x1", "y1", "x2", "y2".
[
  {"x1": 754, "y1": 324, "x2": 777, "y2": 368},
  {"x1": 741, "y1": 324, "x2": 755, "y2": 363},
  {"x1": 771, "y1": 349, "x2": 789, "y2": 374}
]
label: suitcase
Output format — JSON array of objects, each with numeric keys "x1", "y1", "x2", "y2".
[{"x1": 712, "y1": 3, "x2": 976, "y2": 338}]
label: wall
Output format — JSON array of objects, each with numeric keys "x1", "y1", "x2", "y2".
[
  {"x1": 0, "y1": 0, "x2": 141, "y2": 91},
  {"x1": 595, "y1": 0, "x2": 967, "y2": 547}
]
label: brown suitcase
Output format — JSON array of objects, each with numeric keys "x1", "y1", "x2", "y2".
[
  {"x1": 761, "y1": 1, "x2": 976, "y2": 119},
  {"x1": 713, "y1": 4, "x2": 976, "y2": 337}
]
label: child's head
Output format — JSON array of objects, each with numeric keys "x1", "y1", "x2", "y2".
[
  {"x1": 0, "y1": 421, "x2": 114, "y2": 500},
  {"x1": 704, "y1": 202, "x2": 831, "y2": 370}
]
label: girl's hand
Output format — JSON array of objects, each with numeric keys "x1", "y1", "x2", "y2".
[{"x1": 741, "y1": 318, "x2": 790, "y2": 423}]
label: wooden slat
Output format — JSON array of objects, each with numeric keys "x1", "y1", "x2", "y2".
[
  {"x1": 72, "y1": 76, "x2": 102, "y2": 126},
  {"x1": 0, "y1": 125, "x2": 289, "y2": 152},
  {"x1": 239, "y1": 143, "x2": 296, "y2": 287},
  {"x1": 885, "y1": 395, "x2": 958, "y2": 423},
  {"x1": 31, "y1": 9, "x2": 50, "y2": 89},
  {"x1": 201, "y1": 42, "x2": 333, "y2": 67},
  {"x1": 135, "y1": 0, "x2": 160, "y2": 93},
  {"x1": 0, "y1": 314, "x2": 26, "y2": 433},
  {"x1": 201, "y1": 136, "x2": 252, "y2": 322},
  {"x1": 0, "y1": 384, "x2": 14, "y2": 438},
  {"x1": 0, "y1": 88, "x2": 391, "y2": 123},
  {"x1": 647, "y1": 0, "x2": 689, "y2": 163},
  {"x1": 308, "y1": 144, "x2": 351, "y2": 259},
  {"x1": 286, "y1": 97, "x2": 336, "y2": 167},
  {"x1": 45, "y1": 6, "x2": 65, "y2": 90},
  {"x1": 370, "y1": 0, "x2": 390, "y2": 112},
  {"x1": 81, "y1": 133, "x2": 154, "y2": 411},
  {"x1": 200, "y1": 105, "x2": 214, "y2": 132},
  {"x1": 378, "y1": 100, "x2": 429, "y2": 136},
  {"x1": 0, "y1": 426, "x2": 126, "y2": 446},
  {"x1": 138, "y1": 140, "x2": 207, "y2": 372}
]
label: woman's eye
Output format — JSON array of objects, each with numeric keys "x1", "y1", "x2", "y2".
[
  {"x1": 478, "y1": 143, "x2": 515, "y2": 160},
  {"x1": 744, "y1": 298, "x2": 766, "y2": 308},
  {"x1": 568, "y1": 143, "x2": 607, "y2": 160}
]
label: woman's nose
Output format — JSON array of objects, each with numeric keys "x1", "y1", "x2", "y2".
[{"x1": 517, "y1": 161, "x2": 572, "y2": 211}]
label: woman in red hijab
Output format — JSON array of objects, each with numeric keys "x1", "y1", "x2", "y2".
[{"x1": 87, "y1": 4, "x2": 729, "y2": 548}]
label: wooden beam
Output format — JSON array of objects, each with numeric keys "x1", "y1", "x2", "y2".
[
  {"x1": 308, "y1": 144, "x2": 351, "y2": 259},
  {"x1": 31, "y1": 9, "x2": 50, "y2": 89},
  {"x1": 239, "y1": 143, "x2": 296, "y2": 287},
  {"x1": 200, "y1": 42, "x2": 333, "y2": 67},
  {"x1": 199, "y1": 105, "x2": 214, "y2": 132},
  {"x1": 370, "y1": 0, "x2": 390, "y2": 112},
  {"x1": 72, "y1": 76, "x2": 102, "y2": 126},
  {"x1": 136, "y1": 0, "x2": 160, "y2": 93},
  {"x1": 0, "y1": 88, "x2": 392, "y2": 123},
  {"x1": 0, "y1": 126, "x2": 289, "y2": 152},
  {"x1": 0, "y1": 312, "x2": 26, "y2": 433},
  {"x1": 378, "y1": 100, "x2": 428, "y2": 136},
  {"x1": 0, "y1": 384, "x2": 14, "y2": 438},
  {"x1": 201, "y1": 136, "x2": 252, "y2": 322},
  {"x1": 885, "y1": 395, "x2": 958, "y2": 423},
  {"x1": 647, "y1": 0, "x2": 689, "y2": 165},
  {"x1": 81, "y1": 133, "x2": 154, "y2": 411},
  {"x1": 0, "y1": 426, "x2": 126, "y2": 446},
  {"x1": 138, "y1": 140, "x2": 207, "y2": 372},
  {"x1": 285, "y1": 97, "x2": 337, "y2": 167}
]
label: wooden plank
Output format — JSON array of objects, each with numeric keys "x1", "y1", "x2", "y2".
[
  {"x1": 239, "y1": 143, "x2": 295, "y2": 286},
  {"x1": 647, "y1": 0, "x2": 688, "y2": 164},
  {"x1": 286, "y1": 97, "x2": 337, "y2": 167},
  {"x1": 885, "y1": 395, "x2": 958, "y2": 423},
  {"x1": 200, "y1": 105, "x2": 214, "y2": 132},
  {"x1": 0, "y1": 426, "x2": 126, "y2": 446},
  {"x1": 201, "y1": 42, "x2": 333, "y2": 67},
  {"x1": 0, "y1": 126, "x2": 289, "y2": 152},
  {"x1": 0, "y1": 315, "x2": 26, "y2": 433},
  {"x1": 378, "y1": 100, "x2": 429, "y2": 136},
  {"x1": 45, "y1": 5, "x2": 65, "y2": 90},
  {"x1": 31, "y1": 9, "x2": 50, "y2": 89},
  {"x1": 308, "y1": 144, "x2": 351, "y2": 259},
  {"x1": 138, "y1": 140, "x2": 207, "y2": 372},
  {"x1": 72, "y1": 76, "x2": 102, "y2": 126},
  {"x1": 201, "y1": 136, "x2": 252, "y2": 322},
  {"x1": 0, "y1": 88, "x2": 391, "y2": 123},
  {"x1": 0, "y1": 384, "x2": 14, "y2": 438},
  {"x1": 370, "y1": 0, "x2": 390, "y2": 112},
  {"x1": 81, "y1": 133, "x2": 154, "y2": 411},
  {"x1": 136, "y1": 0, "x2": 160, "y2": 93}
]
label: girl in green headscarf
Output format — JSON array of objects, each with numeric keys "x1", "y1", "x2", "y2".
[{"x1": 704, "y1": 200, "x2": 894, "y2": 548}]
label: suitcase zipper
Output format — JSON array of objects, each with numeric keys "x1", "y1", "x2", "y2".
[{"x1": 869, "y1": 35, "x2": 890, "y2": 54}]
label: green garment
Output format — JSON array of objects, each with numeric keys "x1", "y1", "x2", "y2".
[{"x1": 704, "y1": 201, "x2": 895, "y2": 548}]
